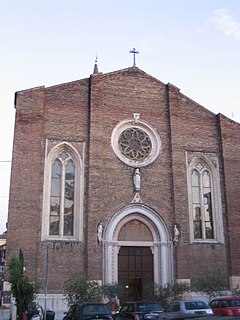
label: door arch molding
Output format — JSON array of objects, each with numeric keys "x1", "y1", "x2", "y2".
[{"x1": 103, "y1": 203, "x2": 174, "y2": 286}]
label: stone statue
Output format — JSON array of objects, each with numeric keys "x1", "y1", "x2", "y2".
[
  {"x1": 133, "y1": 168, "x2": 141, "y2": 193},
  {"x1": 97, "y1": 222, "x2": 103, "y2": 243},
  {"x1": 173, "y1": 224, "x2": 180, "y2": 243},
  {"x1": 133, "y1": 113, "x2": 140, "y2": 123}
]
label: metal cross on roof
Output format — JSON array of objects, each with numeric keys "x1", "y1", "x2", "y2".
[{"x1": 129, "y1": 48, "x2": 139, "y2": 66}]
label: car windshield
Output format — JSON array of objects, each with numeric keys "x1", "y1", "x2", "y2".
[
  {"x1": 185, "y1": 301, "x2": 209, "y2": 310},
  {"x1": 82, "y1": 304, "x2": 109, "y2": 315},
  {"x1": 229, "y1": 300, "x2": 240, "y2": 307},
  {"x1": 137, "y1": 303, "x2": 162, "y2": 312}
]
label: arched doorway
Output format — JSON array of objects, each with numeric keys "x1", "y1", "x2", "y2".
[
  {"x1": 103, "y1": 204, "x2": 173, "y2": 302},
  {"x1": 118, "y1": 246, "x2": 153, "y2": 301},
  {"x1": 118, "y1": 219, "x2": 154, "y2": 301}
]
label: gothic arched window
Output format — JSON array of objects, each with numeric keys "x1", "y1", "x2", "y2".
[
  {"x1": 42, "y1": 142, "x2": 84, "y2": 241},
  {"x1": 49, "y1": 152, "x2": 75, "y2": 236},
  {"x1": 191, "y1": 165, "x2": 213, "y2": 240},
  {"x1": 187, "y1": 154, "x2": 224, "y2": 244}
]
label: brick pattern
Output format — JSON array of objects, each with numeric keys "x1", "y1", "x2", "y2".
[
  {"x1": 6, "y1": 66, "x2": 240, "y2": 293},
  {"x1": 218, "y1": 115, "x2": 240, "y2": 276}
]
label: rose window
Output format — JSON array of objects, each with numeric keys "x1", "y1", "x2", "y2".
[{"x1": 118, "y1": 128, "x2": 152, "y2": 160}]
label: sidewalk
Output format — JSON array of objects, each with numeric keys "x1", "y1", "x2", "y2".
[
  {"x1": 54, "y1": 310, "x2": 65, "y2": 320},
  {"x1": 0, "y1": 309, "x2": 65, "y2": 320},
  {"x1": 0, "y1": 309, "x2": 10, "y2": 320}
]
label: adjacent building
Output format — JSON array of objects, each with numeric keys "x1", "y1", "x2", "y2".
[{"x1": 0, "y1": 232, "x2": 10, "y2": 307}]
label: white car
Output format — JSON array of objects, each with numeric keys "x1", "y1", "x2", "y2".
[{"x1": 162, "y1": 300, "x2": 213, "y2": 319}]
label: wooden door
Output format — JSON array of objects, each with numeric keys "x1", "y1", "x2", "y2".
[{"x1": 118, "y1": 246, "x2": 153, "y2": 303}]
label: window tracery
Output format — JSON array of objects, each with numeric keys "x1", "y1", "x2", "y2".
[
  {"x1": 49, "y1": 155, "x2": 75, "y2": 236},
  {"x1": 118, "y1": 128, "x2": 152, "y2": 160},
  {"x1": 191, "y1": 165, "x2": 213, "y2": 240},
  {"x1": 41, "y1": 141, "x2": 84, "y2": 242},
  {"x1": 187, "y1": 152, "x2": 224, "y2": 244},
  {"x1": 111, "y1": 116, "x2": 161, "y2": 167}
]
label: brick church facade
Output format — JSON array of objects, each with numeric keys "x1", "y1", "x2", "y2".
[{"x1": 6, "y1": 63, "x2": 240, "y2": 305}]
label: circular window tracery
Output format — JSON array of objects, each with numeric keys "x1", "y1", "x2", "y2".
[
  {"x1": 111, "y1": 117, "x2": 162, "y2": 167},
  {"x1": 118, "y1": 128, "x2": 152, "y2": 160}
]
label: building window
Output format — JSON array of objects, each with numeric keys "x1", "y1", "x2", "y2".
[
  {"x1": 191, "y1": 165, "x2": 213, "y2": 240},
  {"x1": 111, "y1": 114, "x2": 161, "y2": 168},
  {"x1": 42, "y1": 142, "x2": 84, "y2": 241},
  {"x1": 49, "y1": 152, "x2": 75, "y2": 236},
  {"x1": 187, "y1": 152, "x2": 224, "y2": 244},
  {"x1": 118, "y1": 128, "x2": 152, "y2": 161}
]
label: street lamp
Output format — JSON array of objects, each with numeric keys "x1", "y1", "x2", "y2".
[{"x1": 44, "y1": 246, "x2": 49, "y2": 320}]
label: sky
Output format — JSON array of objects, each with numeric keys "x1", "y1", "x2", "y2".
[{"x1": 0, "y1": 0, "x2": 240, "y2": 234}]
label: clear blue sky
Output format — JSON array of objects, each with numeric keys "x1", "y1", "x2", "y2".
[{"x1": 0, "y1": 0, "x2": 240, "y2": 233}]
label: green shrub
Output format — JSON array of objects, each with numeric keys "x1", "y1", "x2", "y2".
[
  {"x1": 143, "y1": 282, "x2": 190, "y2": 309},
  {"x1": 7, "y1": 249, "x2": 38, "y2": 320},
  {"x1": 64, "y1": 273, "x2": 103, "y2": 305},
  {"x1": 192, "y1": 267, "x2": 228, "y2": 299}
]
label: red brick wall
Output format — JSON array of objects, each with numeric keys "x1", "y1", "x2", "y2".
[
  {"x1": 167, "y1": 84, "x2": 229, "y2": 281},
  {"x1": 219, "y1": 115, "x2": 240, "y2": 276},
  {"x1": 87, "y1": 68, "x2": 172, "y2": 279},
  {"x1": 7, "y1": 86, "x2": 45, "y2": 280},
  {"x1": 7, "y1": 79, "x2": 90, "y2": 292},
  {"x1": 6, "y1": 66, "x2": 237, "y2": 293}
]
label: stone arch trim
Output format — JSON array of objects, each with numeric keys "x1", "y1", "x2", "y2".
[
  {"x1": 186, "y1": 151, "x2": 224, "y2": 243},
  {"x1": 115, "y1": 214, "x2": 156, "y2": 242},
  {"x1": 111, "y1": 117, "x2": 162, "y2": 168},
  {"x1": 41, "y1": 139, "x2": 85, "y2": 242},
  {"x1": 103, "y1": 203, "x2": 174, "y2": 286}
]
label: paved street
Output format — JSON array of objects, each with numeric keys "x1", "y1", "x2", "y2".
[
  {"x1": 53, "y1": 310, "x2": 65, "y2": 320},
  {"x1": 0, "y1": 309, "x2": 66, "y2": 320},
  {"x1": 2, "y1": 309, "x2": 240, "y2": 320},
  {"x1": 0, "y1": 309, "x2": 10, "y2": 320}
]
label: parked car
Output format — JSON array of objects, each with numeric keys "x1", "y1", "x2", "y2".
[
  {"x1": 27, "y1": 304, "x2": 44, "y2": 320},
  {"x1": 113, "y1": 301, "x2": 163, "y2": 320},
  {"x1": 62, "y1": 303, "x2": 113, "y2": 320},
  {"x1": 162, "y1": 300, "x2": 213, "y2": 319},
  {"x1": 209, "y1": 296, "x2": 240, "y2": 317}
]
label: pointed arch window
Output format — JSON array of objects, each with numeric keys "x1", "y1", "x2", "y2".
[
  {"x1": 191, "y1": 164, "x2": 214, "y2": 240},
  {"x1": 49, "y1": 152, "x2": 75, "y2": 236},
  {"x1": 42, "y1": 142, "x2": 84, "y2": 242},
  {"x1": 187, "y1": 153, "x2": 224, "y2": 244}
]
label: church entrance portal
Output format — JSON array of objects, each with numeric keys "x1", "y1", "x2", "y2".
[
  {"x1": 118, "y1": 246, "x2": 153, "y2": 302},
  {"x1": 103, "y1": 205, "x2": 174, "y2": 294}
]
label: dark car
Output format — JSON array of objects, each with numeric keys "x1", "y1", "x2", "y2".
[
  {"x1": 113, "y1": 301, "x2": 163, "y2": 320},
  {"x1": 162, "y1": 300, "x2": 213, "y2": 319},
  {"x1": 26, "y1": 304, "x2": 45, "y2": 320},
  {"x1": 63, "y1": 303, "x2": 113, "y2": 320},
  {"x1": 209, "y1": 296, "x2": 240, "y2": 317}
]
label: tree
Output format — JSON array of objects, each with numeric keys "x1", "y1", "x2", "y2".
[
  {"x1": 102, "y1": 283, "x2": 123, "y2": 312},
  {"x1": 64, "y1": 273, "x2": 103, "y2": 305},
  {"x1": 192, "y1": 267, "x2": 228, "y2": 300},
  {"x1": 143, "y1": 282, "x2": 191, "y2": 309},
  {"x1": 102, "y1": 282, "x2": 123, "y2": 302},
  {"x1": 7, "y1": 249, "x2": 38, "y2": 320}
]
